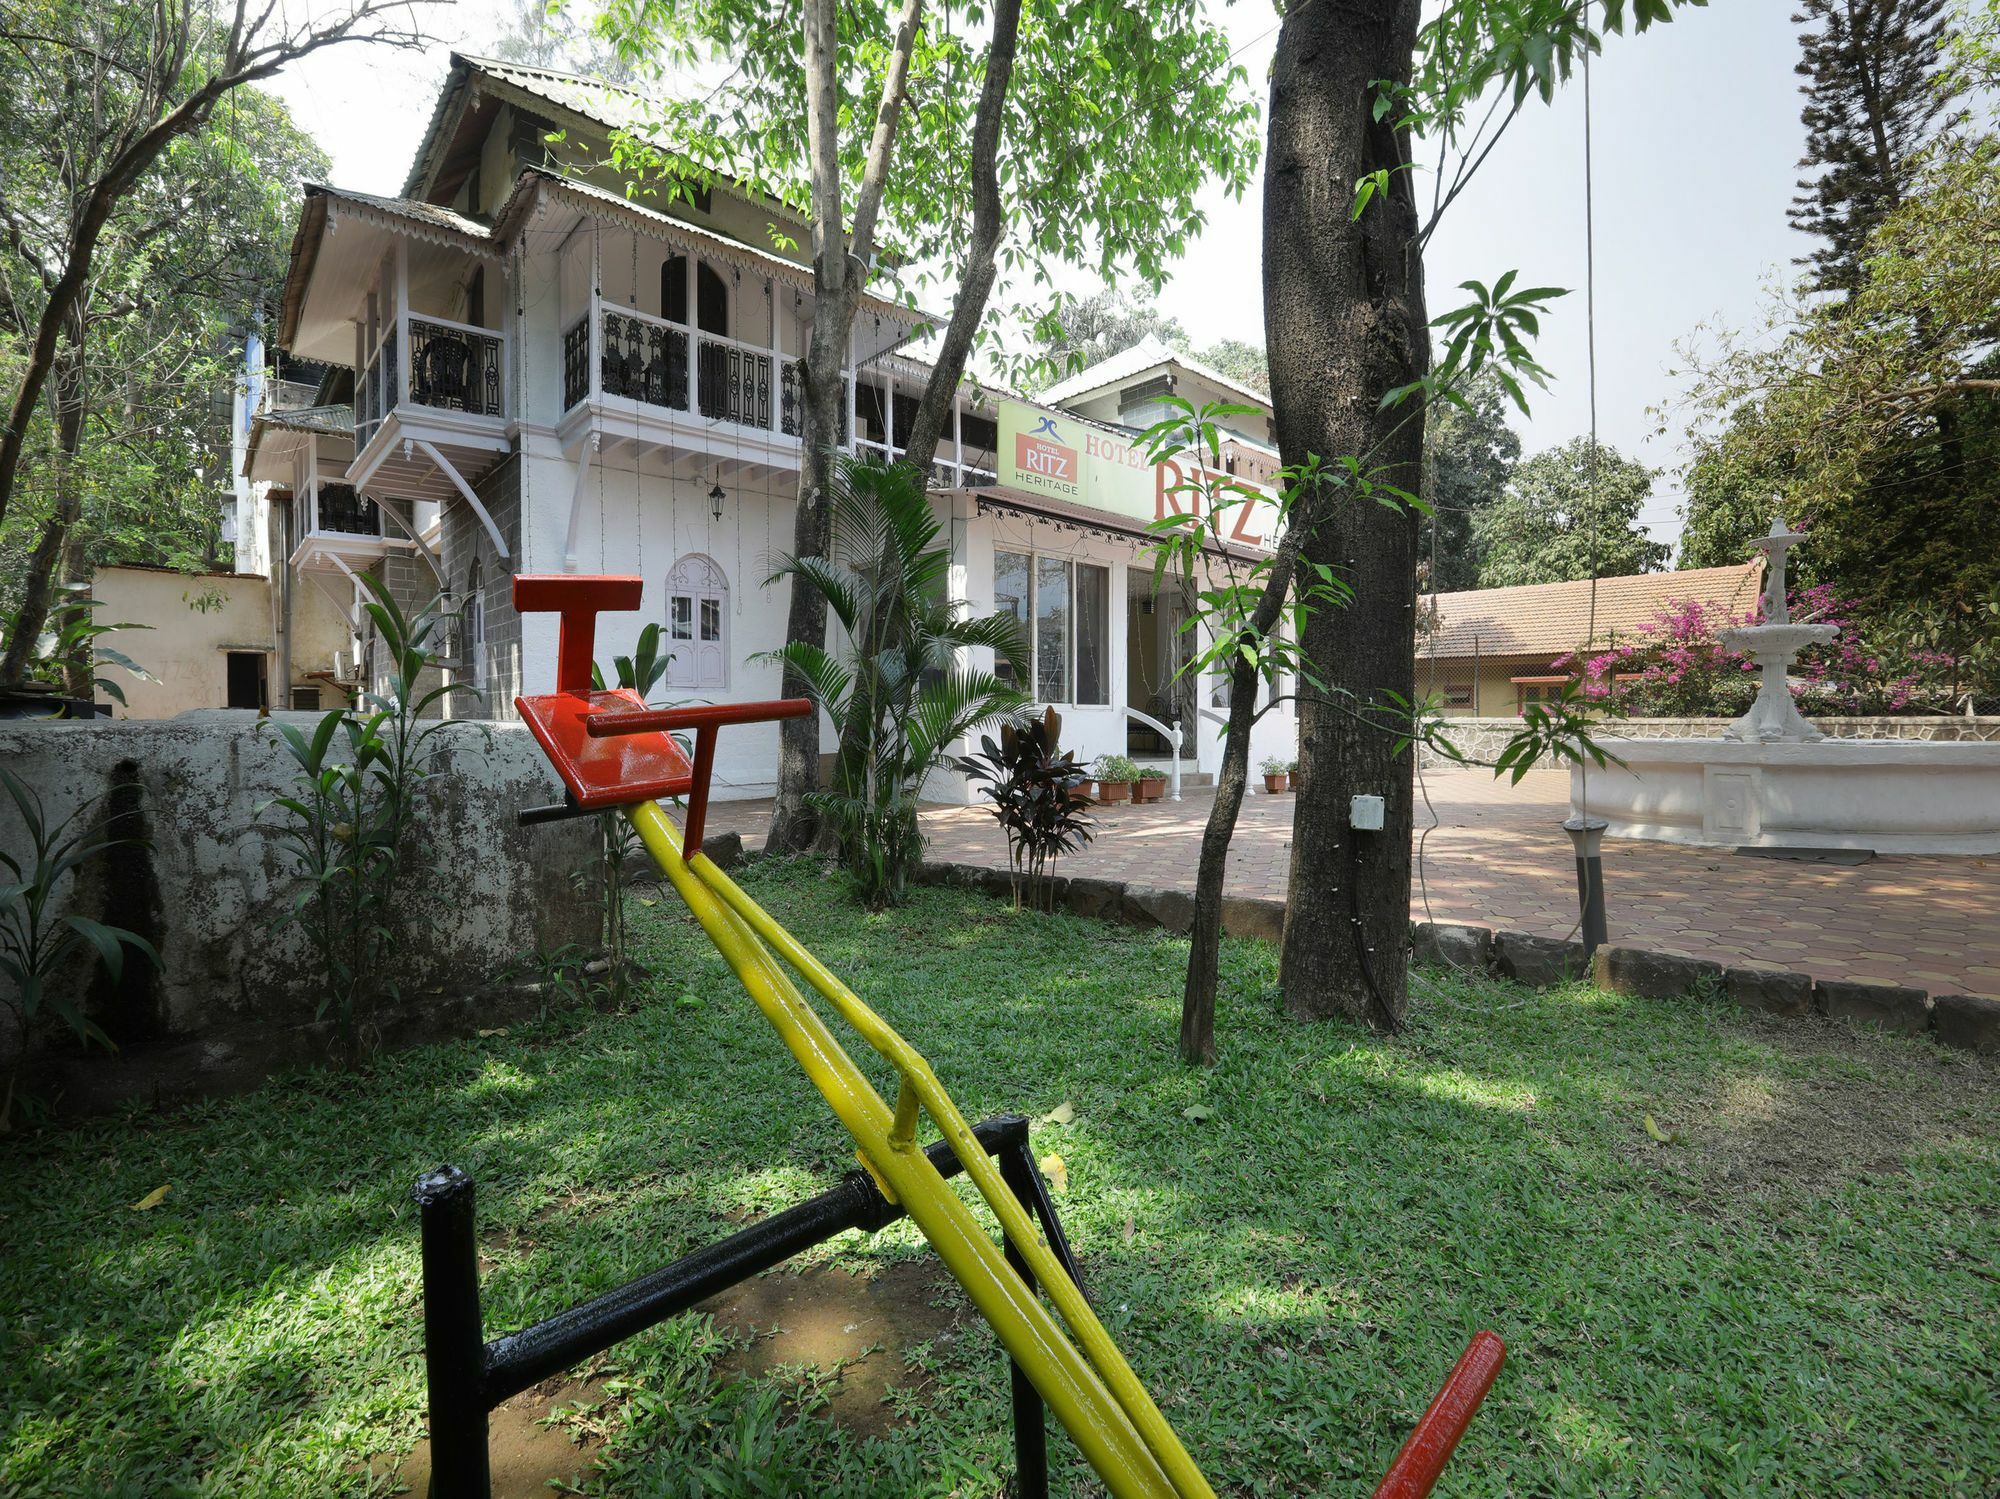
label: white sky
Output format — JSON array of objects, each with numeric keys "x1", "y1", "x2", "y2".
[{"x1": 271, "y1": 0, "x2": 1815, "y2": 551}]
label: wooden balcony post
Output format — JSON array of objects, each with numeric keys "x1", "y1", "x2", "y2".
[
  {"x1": 767, "y1": 276, "x2": 780, "y2": 432},
  {"x1": 395, "y1": 239, "x2": 411, "y2": 408},
  {"x1": 589, "y1": 229, "x2": 602, "y2": 401}
]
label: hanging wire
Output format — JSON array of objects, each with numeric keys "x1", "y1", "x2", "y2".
[{"x1": 1580, "y1": 1, "x2": 1603, "y2": 823}]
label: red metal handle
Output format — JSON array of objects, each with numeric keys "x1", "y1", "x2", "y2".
[
  {"x1": 512, "y1": 574, "x2": 644, "y2": 694},
  {"x1": 586, "y1": 699, "x2": 814, "y2": 737},
  {"x1": 1371, "y1": 1331, "x2": 1507, "y2": 1499}
]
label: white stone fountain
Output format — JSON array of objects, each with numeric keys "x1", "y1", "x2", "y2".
[
  {"x1": 1571, "y1": 518, "x2": 2000, "y2": 855},
  {"x1": 1716, "y1": 518, "x2": 1838, "y2": 744}
]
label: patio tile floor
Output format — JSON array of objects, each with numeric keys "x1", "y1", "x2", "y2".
[{"x1": 705, "y1": 768, "x2": 2000, "y2": 996}]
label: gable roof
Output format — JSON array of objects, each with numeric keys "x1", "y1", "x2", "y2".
[
  {"x1": 1038, "y1": 334, "x2": 1272, "y2": 414},
  {"x1": 1419, "y1": 563, "x2": 1765, "y2": 660}
]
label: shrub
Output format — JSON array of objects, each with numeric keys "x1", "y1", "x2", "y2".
[{"x1": 960, "y1": 708, "x2": 1096, "y2": 912}]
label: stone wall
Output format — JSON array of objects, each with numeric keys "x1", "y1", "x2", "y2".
[
  {"x1": 440, "y1": 456, "x2": 524, "y2": 722},
  {"x1": 0, "y1": 712, "x2": 598, "y2": 1107},
  {"x1": 1423, "y1": 715, "x2": 2000, "y2": 766}
]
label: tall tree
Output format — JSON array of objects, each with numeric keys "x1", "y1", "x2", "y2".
[
  {"x1": 595, "y1": 0, "x2": 1256, "y2": 851},
  {"x1": 1192, "y1": 337, "x2": 1270, "y2": 395},
  {"x1": 1677, "y1": 123, "x2": 2000, "y2": 615},
  {"x1": 0, "y1": 0, "x2": 425, "y2": 548},
  {"x1": 0, "y1": 0, "x2": 422, "y2": 687},
  {"x1": 1790, "y1": 0, "x2": 1960, "y2": 294},
  {"x1": 1038, "y1": 288, "x2": 1190, "y2": 377},
  {"x1": 1419, "y1": 367, "x2": 1521, "y2": 592},
  {"x1": 1475, "y1": 437, "x2": 1668, "y2": 587},
  {"x1": 1250, "y1": 0, "x2": 1691, "y2": 1039}
]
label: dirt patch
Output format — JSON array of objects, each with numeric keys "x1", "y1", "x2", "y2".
[
  {"x1": 700, "y1": 1258, "x2": 970, "y2": 1439},
  {"x1": 1628, "y1": 1013, "x2": 2000, "y2": 1196},
  {"x1": 386, "y1": 1374, "x2": 606, "y2": 1498},
  {"x1": 375, "y1": 1258, "x2": 969, "y2": 1494}
]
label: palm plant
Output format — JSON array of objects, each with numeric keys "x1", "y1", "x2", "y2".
[
  {"x1": 768, "y1": 456, "x2": 1027, "y2": 908},
  {"x1": 0, "y1": 767, "x2": 160, "y2": 1125},
  {"x1": 268, "y1": 575, "x2": 471, "y2": 1066}
]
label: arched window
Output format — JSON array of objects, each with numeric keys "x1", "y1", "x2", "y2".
[
  {"x1": 464, "y1": 558, "x2": 488, "y2": 691},
  {"x1": 666, "y1": 553, "x2": 728, "y2": 691},
  {"x1": 662, "y1": 256, "x2": 729, "y2": 335}
]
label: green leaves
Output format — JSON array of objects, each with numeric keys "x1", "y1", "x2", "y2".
[
  {"x1": 0, "y1": 768, "x2": 157, "y2": 1084},
  {"x1": 1414, "y1": 272, "x2": 1568, "y2": 416}
]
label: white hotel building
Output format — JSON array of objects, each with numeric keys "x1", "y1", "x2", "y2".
[{"x1": 246, "y1": 54, "x2": 1298, "y2": 799}]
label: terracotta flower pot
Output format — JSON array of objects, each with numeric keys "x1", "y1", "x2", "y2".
[
  {"x1": 1099, "y1": 779, "x2": 1132, "y2": 804},
  {"x1": 1137, "y1": 775, "x2": 1167, "y2": 803},
  {"x1": 1263, "y1": 773, "x2": 1288, "y2": 793},
  {"x1": 1285, "y1": 771, "x2": 1298, "y2": 791}
]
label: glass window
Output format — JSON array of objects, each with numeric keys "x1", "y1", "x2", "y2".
[
  {"x1": 1035, "y1": 557, "x2": 1069, "y2": 703},
  {"x1": 993, "y1": 551, "x2": 1029, "y2": 687},
  {"x1": 699, "y1": 598, "x2": 722, "y2": 642},
  {"x1": 670, "y1": 595, "x2": 694, "y2": 640},
  {"x1": 1075, "y1": 564, "x2": 1108, "y2": 705}
]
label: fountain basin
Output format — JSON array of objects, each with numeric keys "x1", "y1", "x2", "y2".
[{"x1": 1570, "y1": 736, "x2": 2000, "y2": 854}]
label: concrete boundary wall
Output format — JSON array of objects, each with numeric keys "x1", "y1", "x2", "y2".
[
  {"x1": 0, "y1": 713, "x2": 601, "y2": 1108},
  {"x1": 1425, "y1": 715, "x2": 2000, "y2": 766},
  {"x1": 913, "y1": 860, "x2": 2000, "y2": 1056}
]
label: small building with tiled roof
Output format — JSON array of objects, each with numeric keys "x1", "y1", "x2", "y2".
[{"x1": 1417, "y1": 563, "x2": 1764, "y2": 715}]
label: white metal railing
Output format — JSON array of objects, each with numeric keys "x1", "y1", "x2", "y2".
[
  {"x1": 1195, "y1": 707, "x2": 1252, "y2": 795},
  {"x1": 1120, "y1": 707, "x2": 1184, "y2": 803}
]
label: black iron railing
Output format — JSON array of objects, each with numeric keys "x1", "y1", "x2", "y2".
[
  {"x1": 316, "y1": 483, "x2": 379, "y2": 536},
  {"x1": 407, "y1": 318, "x2": 502, "y2": 416},
  {"x1": 600, "y1": 309, "x2": 689, "y2": 410},
  {"x1": 697, "y1": 340, "x2": 772, "y2": 428}
]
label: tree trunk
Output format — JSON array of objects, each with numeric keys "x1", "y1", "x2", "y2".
[
  {"x1": 1266, "y1": 0, "x2": 1429, "y2": 1029},
  {"x1": 895, "y1": 0, "x2": 1021, "y2": 481},
  {"x1": 0, "y1": 340, "x2": 87, "y2": 687},
  {"x1": 768, "y1": 0, "x2": 925, "y2": 855},
  {"x1": 1179, "y1": 549, "x2": 1293, "y2": 1064}
]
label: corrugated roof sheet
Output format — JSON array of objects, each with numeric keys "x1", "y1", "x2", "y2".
[
  {"x1": 312, "y1": 185, "x2": 492, "y2": 242},
  {"x1": 1419, "y1": 563, "x2": 1764, "y2": 660},
  {"x1": 1039, "y1": 334, "x2": 1273, "y2": 414}
]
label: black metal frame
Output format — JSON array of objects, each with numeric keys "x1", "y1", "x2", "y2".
[{"x1": 414, "y1": 1113, "x2": 1082, "y2": 1499}]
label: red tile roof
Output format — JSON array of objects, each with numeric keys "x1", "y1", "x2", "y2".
[{"x1": 1418, "y1": 563, "x2": 1764, "y2": 660}]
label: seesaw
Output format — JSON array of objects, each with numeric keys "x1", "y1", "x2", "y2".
[{"x1": 410, "y1": 573, "x2": 1504, "y2": 1497}]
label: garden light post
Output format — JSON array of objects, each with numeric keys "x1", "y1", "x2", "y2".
[{"x1": 1563, "y1": 815, "x2": 1609, "y2": 959}]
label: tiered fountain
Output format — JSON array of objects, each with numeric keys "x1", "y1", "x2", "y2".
[{"x1": 1573, "y1": 518, "x2": 2000, "y2": 855}]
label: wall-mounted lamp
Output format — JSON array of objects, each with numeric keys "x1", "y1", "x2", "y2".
[{"x1": 708, "y1": 480, "x2": 726, "y2": 523}]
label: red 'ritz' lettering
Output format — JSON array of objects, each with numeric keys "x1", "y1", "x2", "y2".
[
  {"x1": 1155, "y1": 459, "x2": 1265, "y2": 547},
  {"x1": 1015, "y1": 433, "x2": 1077, "y2": 483}
]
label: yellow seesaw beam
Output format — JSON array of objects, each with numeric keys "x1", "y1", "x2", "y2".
[{"x1": 627, "y1": 799, "x2": 1216, "y2": 1499}]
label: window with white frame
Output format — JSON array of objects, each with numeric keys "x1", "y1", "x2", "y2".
[
  {"x1": 466, "y1": 563, "x2": 488, "y2": 692},
  {"x1": 666, "y1": 553, "x2": 728, "y2": 690},
  {"x1": 992, "y1": 550, "x2": 1108, "y2": 705}
]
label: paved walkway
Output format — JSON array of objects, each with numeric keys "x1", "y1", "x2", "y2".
[{"x1": 708, "y1": 769, "x2": 2000, "y2": 995}]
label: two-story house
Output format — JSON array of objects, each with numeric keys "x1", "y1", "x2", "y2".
[{"x1": 249, "y1": 53, "x2": 1298, "y2": 799}]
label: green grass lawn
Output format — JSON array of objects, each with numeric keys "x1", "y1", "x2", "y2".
[{"x1": 2, "y1": 860, "x2": 1997, "y2": 1497}]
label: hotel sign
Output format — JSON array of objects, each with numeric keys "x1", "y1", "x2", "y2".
[{"x1": 996, "y1": 399, "x2": 1274, "y2": 550}]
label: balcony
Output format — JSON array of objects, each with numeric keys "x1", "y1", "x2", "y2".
[
  {"x1": 348, "y1": 311, "x2": 511, "y2": 511},
  {"x1": 289, "y1": 482, "x2": 420, "y2": 573},
  {"x1": 559, "y1": 300, "x2": 851, "y2": 466}
]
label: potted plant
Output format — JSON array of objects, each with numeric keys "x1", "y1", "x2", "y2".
[
  {"x1": 1093, "y1": 754, "x2": 1139, "y2": 804},
  {"x1": 1260, "y1": 755, "x2": 1290, "y2": 793},
  {"x1": 1285, "y1": 757, "x2": 1299, "y2": 792},
  {"x1": 1135, "y1": 766, "x2": 1168, "y2": 803}
]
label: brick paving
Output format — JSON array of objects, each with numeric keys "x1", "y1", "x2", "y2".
[{"x1": 707, "y1": 768, "x2": 2000, "y2": 996}]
